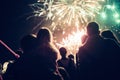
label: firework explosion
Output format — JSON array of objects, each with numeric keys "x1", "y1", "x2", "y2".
[
  {"x1": 31, "y1": 0, "x2": 105, "y2": 54},
  {"x1": 56, "y1": 29, "x2": 86, "y2": 54},
  {"x1": 32, "y1": 0, "x2": 105, "y2": 30}
]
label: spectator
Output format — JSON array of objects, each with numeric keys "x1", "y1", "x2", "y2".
[
  {"x1": 36, "y1": 27, "x2": 63, "y2": 80},
  {"x1": 3, "y1": 34, "x2": 63, "y2": 80},
  {"x1": 76, "y1": 22, "x2": 120, "y2": 80},
  {"x1": 58, "y1": 47, "x2": 77, "y2": 80},
  {"x1": 101, "y1": 30, "x2": 120, "y2": 45}
]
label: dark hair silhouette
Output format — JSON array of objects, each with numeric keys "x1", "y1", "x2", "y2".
[
  {"x1": 36, "y1": 27, "x2": 59, "y2": 59},
  {"x1": 37, "y1": 27, "x2": 52, "y2": 44},
  {"x1": 77, "y1": 22, "x2": 120, "y2": 80},
  {"x1": 59, "y1": 47, "x2": 67, "y2": 58},
  {"x1": 68, "y1": 54, "x2": 74, "y2": 60},
  {"x1": 20, "y1": 34, "x2": 37, "y2": 53},
  {"x1": 101, "y1": 30, "x2": 118, "y2": 42},
  {"x1": 36, "y1": 27, "x2": 62, "y2": 79},
  {"x1": 87, "y1": 22, "x2": 100, "y2": 36}
]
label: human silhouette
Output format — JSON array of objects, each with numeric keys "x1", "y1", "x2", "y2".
[
  {"x1": 57, "y1": 47, "x2": 77, "y2": 80},
  {"x1": 68, "y1": 54, "x2": 76, "y2": 71},
  {"x1": 3, "y1": 34, "x2": 63, "y2": 80},
  {"x1": 3, "y1": 34, "x2": 39, "y2": 80},
  {"x1": 76, "y1": 22, "x2": 120, "y2": 80},
  {"x1": 68, "y1": 54, "x2": 74, "y2": 60},
  {"x1": 58, "y1": 67, "x2": 70, "y2": 80},
  {"x1": 57, "y1": 47, "x2": 69, "y2": 70},
  {"x1": 36, "y1": 27, "x2": 63, "y2": 80},
  {"x1": 101, "y1": 30, "x2": 120, "y2": 45}
]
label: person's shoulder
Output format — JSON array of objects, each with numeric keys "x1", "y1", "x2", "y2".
[
  {"x1": 103, "y1": 38, "x2": 118, "y2": 44},
  {"x1": 79, "y1": 46, "x2": 86, "y2": 51},
  {"x1": 78, "y1": 46, "x2": 84, "y2": 50},
  {"x1": 103, "y1": 38, "x2": 120, "y2": 47},
  {"x1": 103, "y1": 38, "x2": 113, "y2": 41},
  {"x1": 77, "y1": 46, "x2": 86, "y2": 55}
]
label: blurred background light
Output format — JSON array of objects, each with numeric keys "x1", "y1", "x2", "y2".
[{"x1": 101, "y1": 12, "x2": 107, "y2": 19}]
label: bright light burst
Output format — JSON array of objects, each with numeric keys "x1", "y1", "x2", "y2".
[
  {"x1": 56, "y1": 29, "x2": 86, "y2": 54},
  {"x1": 32, "y1": 0, "x2": 105, "y2": 30},
  {"x1": 31, "y1": 0, "x2": 105, "y2": 54}
]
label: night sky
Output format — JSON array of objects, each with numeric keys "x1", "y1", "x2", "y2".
[{"x1": 1, "y1": 0, "x2": 39, "y2": 50}]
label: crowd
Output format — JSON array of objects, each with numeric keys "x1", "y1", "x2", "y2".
[{"x1": 0, "y1": 22, "x2": 120, "y2": 80}]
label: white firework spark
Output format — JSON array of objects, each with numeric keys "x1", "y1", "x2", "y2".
[
  {"x1": 56, "y1": 29, "x2": 86, "y2": 54},
  {"x1": 32, "y1": 0, "x2": 105, "y2": 30},
  {"x1": 31, "y1": 0, "x2": 105, "y2": 54}
]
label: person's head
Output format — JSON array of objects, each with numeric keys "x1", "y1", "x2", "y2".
[
  {"x1": 59, "y1": 47, "x2": 67, "y2": 58},
  {"x1": 20, "y1": 34, "x2": 37, "y2": 53},
  {"x1": 68, "y1": 54, "x2": 74, "y2": 60},
  {"x1": 87, "y1": 22, "x2": 100, "y2": 36},
  {"x1": 37, "y1": 27, "x2": 52, "y2": 44},
  {"x1": 101, "y1": 30, "x2": 118, "y2": 41}
]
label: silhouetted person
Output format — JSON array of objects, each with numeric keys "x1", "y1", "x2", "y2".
[
  {"x1": 3, "y1": 34, "x2": 62, "y2": 80},
  {"x1": 3, "y1": 34, "x2": 39, "y2": 80},
  {"x1": 57, "y1": 47, "x2": 69, "y2": 70},
  {"x1": 68, "y1": 54, "x2": 76, "y2": 71},
  {"x1": 76, "y1": 22, "x2": 120, "y2": 80},
  {"x1": 101, "y1": 30, "x2": 120, "y2": 45},
  {"x1": 58, "y1": 47, "x2": 77, "y2": 80},
  {"x1": 68, "y1": 54, "x2": 74, "y2": 60},
  {"x1": 36, "y1": 27, "x2": 63, "y2": 80},
  {"x1": 20, "y1": 34, "x2": 38, "y2": 54},
  {"x1": 58, "y1": 67, "x2": 70, "y2": 80}
]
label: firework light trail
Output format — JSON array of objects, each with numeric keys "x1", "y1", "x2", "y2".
[
  {"x1": 31, "y1": 0, "x2": 105, "y2": 54},
  {"x1": 32, "y1": 0, "x2": 105, "y2": 30},
  {"x1": 56, "y1": 29, "x2": 86, "y2": 54}
]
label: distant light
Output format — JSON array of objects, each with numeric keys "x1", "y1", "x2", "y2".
[
  {"x1": 106, "y1": 5, "x2": 111, "y2": 9},
  {"x1": 47, "y1": 12, "x2": 53, "y2": 19},
  {"x1": 101, "y1": 12, "x2": 106, "y2": 19},
  {"x1": 111, "y1": 5, "x2": 115, "y2": 10},
  {"x1": 116, "y1": 19, "x2": 120, "y2": 23},
  {"x1": 114, "y1": 13, "x2": 119, "y2": 18},
  {"x1": 106, "y1": 4, "x2": 115, "y2": 10}
]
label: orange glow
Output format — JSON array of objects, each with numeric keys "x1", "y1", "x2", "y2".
[{"x1": 56, "y1": 29, "x2": 86, "y2": 55}]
